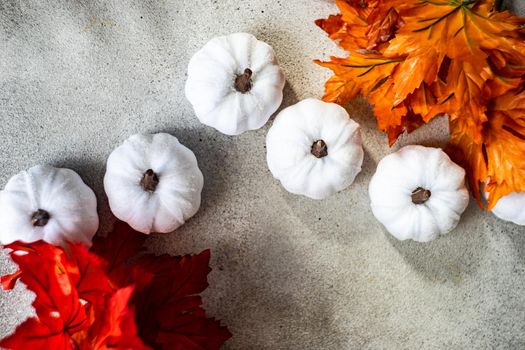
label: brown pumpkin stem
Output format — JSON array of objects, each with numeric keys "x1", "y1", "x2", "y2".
[
  {"x1": 32, "y1": 209, "x2": 50, "y2": 227},
  {"x1": 311, "y1": 140, "x2": 328, "y2": 158},
  {"x1": 235, "y1": 68, "x2": 253, "y2": 93},
  {"x1": 411, "y1": 187, "x2": 431, "y2": 204},
  {"x1": 141, "y1": 169, "x2": 159, "y2": 192}
]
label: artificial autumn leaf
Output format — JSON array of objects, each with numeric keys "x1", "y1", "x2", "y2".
[
  {"x1": 0, "y1": 317, "x2": 77, "y2": 350},
  {"x1": 91, "y1": 220, "x2": 149, "y2": 289},
  {"x1": 67, "y1": 243, "x2": 114, "y2": 309},
  {"x1": 0, "y1": 241, "x2": 149, "y2": 350},
  {"x1": 0, "y1": 242, "x2": 90, "y2": 350},
  {"x1": 134, "y1": 252, "x2": 231, "y2": 350},
  {"x1": 446, "y1": 121, "x2": 488, "y2": 205},
  {"x1": 481, "y1": 90, "x2": 525, "y2": 207},
  {"x1": 75, "y1": 286, "x2": 150, "y2": 350},
  {"x1": 366, "y1": 7, "x2": 405, "y2": 50},
  {"x1": 1, "y1": 221, "x2": 231, "y2": 350},
  {"x1": 316, "y1": 0, "x2": 402, "y2": 52},
  {"x1": 444, "y1": 58, "x2": 493, "y2": 143},
  {"x1": 315, "y1": 53, "x2": 402, "y2": 104},
  {"x1": 92, "y1": 221, "x2": 232, "y2": 350},
  {"x1": 448, "y1": 89, "x2": 525, "y2": 207},
  {"x1": 316, "y1": 0, "x2": 525, "y2": 206}
]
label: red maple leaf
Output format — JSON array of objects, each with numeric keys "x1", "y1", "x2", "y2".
[
  {"x1": 0, "y1": 241, "x2": 149, "y2": 350},
  {"x1": 67, "y1": 244, "x2": 114, "y2": 309},
  {"x1": 75, "y1": 286, "x2": 150, "y2": 350},
  {"x1": 1, "y1": 221, "x2": 231, "y2": 350},
  {"x1": 91, "y1": 220, "x2": 150, "y2": 290},
  {"x1": 0, "y1": 318, "x2": 78, "y2": 350},
  {"x1": 134, "y1": 251, "x2": 231, "y2": 350},
  {"x1": 0, "y1": 242, "x2": 89, "y2": 350},
  {"x1": 92, "y1": 222, "x2": 232, "y2": 350}
]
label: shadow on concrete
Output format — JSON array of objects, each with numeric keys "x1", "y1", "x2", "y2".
[
  {"x1": 158, "y1": 126, "x2": 233, "y2": 215},
  {"x1": 386, "y1": 200, "x2": 488, "y2": 285},
  {"x1": 487, "y1": 214, "x2": 525, "y2": 266},
  {"x1": 268, "y1": 80, "x2": 300, "y2": 122},
  {"x1": 210, "y1": 222, "x2": 347, "y2": 350}
]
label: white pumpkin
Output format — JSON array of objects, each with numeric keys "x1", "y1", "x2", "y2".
[
  {"x1": 369, "y1": 145, "x2": 469, "y2": 242},
  {"x1": 185, "y1": 32, "x2": 285, "y2": 135},
  {"x1": 0, "y1": 165, "x2": 99, "y2": 246},
  {"x1": 104, "y1": 133, "x2": 203, "y2": 234},
  {"x1": 266, "y1": 98, "x2": 364, "y2": 200},
  {"x1": 490, "y1": 191, "x2": 525, "y2": 225}
]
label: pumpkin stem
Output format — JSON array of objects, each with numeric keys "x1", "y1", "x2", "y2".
[
  {"x1": 141, "y1": 169, "x2": 159, "y2": 192},
  {"x1": 32, "y1": 209, "x2": 50, "y2": 227},
  {"x1": 235, "y1": 68, "x2": 253, "y2": 93},
  {"x1": 311, "y1": 140, "x2": 328, "y2": 158},
  {"x1": 411, "y1": 187, "x2": 431, "y2": 204}
]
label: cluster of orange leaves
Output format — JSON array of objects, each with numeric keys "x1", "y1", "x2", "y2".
[{"x1": 316, "y1": 0, "x2": 525, "y2": 208}]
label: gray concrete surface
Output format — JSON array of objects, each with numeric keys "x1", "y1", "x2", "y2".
[{"x1": 1, "y1": 1, "x2": 524, "y2": 349}]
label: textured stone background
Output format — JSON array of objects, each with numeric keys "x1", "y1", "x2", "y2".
[{"x1": 1, "y1": 1, "x2": 524, "y2": 349}]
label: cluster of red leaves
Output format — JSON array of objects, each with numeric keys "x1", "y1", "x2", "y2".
[
  {"x1": 0, "y1": 221, "x2": 231, "y2": 350},
  {"x1": 316, "y1": 0, "x2": 525, "y2": 208}
]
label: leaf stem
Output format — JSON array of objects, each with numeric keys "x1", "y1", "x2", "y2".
[
  {"x1": 419, "y1": 0, "x2": 454, "y2": 6},
  {"x1": 413, "y1": 6, "x2": 462, "y2": 32},
  {"x1": 341, "y1": 59, "x2": 402, "y2": 77},
  {"x1": 343, "y1": 59, "x2": 403, "y2": 68}
]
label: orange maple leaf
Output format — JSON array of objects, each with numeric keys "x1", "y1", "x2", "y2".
[
  {"x1": 316, "y1": 0, "x2": 525, "y2": 207},
  {"x1": 484, "y1": 90, "x2": 525, "y2": 208},
  {"x1": 315, "y1": 53, "x2": 402, "y2": 104}
]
